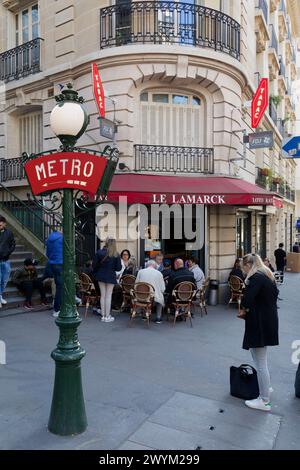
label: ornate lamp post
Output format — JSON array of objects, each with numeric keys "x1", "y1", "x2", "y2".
[
  {"x1": 22, "y1": 83, "x2": 118, "y2": 435},
  {"x1": 47, "y1": 84, "x2": 89, "y2": 435}
]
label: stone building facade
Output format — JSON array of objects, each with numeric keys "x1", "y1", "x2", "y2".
[{"x1": 0, "y1": 0, "x2": 299, "y2": 299}]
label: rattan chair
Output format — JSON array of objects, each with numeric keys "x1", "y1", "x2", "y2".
[
  {"x1": 129, "y1": 282, "x2": 154, "y2": 327},
  {"x1": 119, "y1": 274, "x2": 136, "y2": 312},
  {"x1": 79, "y1": 272, "x2": 99, "y2": 318},
  {"x1": 196, "y1": 277, "x2": 210, "y2": 317},
  {"x1": 228, "y1": 275, "x2": 245, "y2": 312},
  {"x1": 169, "y1": 281, "x2": 197, "y2": 327}
]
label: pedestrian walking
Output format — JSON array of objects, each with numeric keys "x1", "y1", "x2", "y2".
[
  {"x1": 239, "y1": 253, "x2": 279, "y2": 412},
  {"x1": 93, "y1": 237, "x2": 122, "y2": 323},
  {"x1": 0, "y1": 215, "x2": 16, "y2": 307},
  {"x1": 46, "y1": 230, "x2": 63, "y2": 318},
  {"x1": 274, "y1": 243, "x2": 286, "y2": 284}
]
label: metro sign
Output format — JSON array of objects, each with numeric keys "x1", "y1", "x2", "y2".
[
  {"x1": 92, "y1": 63, "x2": 105, "y2": 118},
  {"x1": 251, "y1": 78, "x2": 269, "y2": 128},
  {"x1": 24, "y1": 152, "x2": 108, "y2": 196}
]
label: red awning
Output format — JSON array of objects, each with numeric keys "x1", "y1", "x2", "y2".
[{"x1": 107, "y1": 174, "x2": 278, "y2": 206}]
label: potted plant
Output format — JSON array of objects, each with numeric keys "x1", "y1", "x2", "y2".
[
  {"x1": 272, "y1": 176, "x2": 281, "y2": 184},
  {"x1": 260, "y1": 167, "x2": 272, "y2": 177},
  {"x1": 270, "y1": 95, "x2": 282, "y2": 107}
]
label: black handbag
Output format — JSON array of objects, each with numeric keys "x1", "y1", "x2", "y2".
[{"x1": 230, "y1": 364, "x2": 259, "y2": 400}]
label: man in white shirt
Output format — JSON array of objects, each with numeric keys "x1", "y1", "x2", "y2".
[
  {"x1": 136, "y1": 260, "x2": 165, "y2": 323},
  {"x1": 187, "y1": 256, "x2": 205, "y2": 290}
]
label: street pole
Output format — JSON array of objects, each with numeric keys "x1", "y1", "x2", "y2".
[{"x1": 48, "y1": 187, "x2": 87, "y2": 435}]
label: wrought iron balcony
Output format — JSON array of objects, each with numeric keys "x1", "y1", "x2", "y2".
[
  {"x1": 100, "y1": 2, "x2": 240, "y2": 60},
  {"x1": 256, "y1": 0, "x2": 268, "y2": 24},
  {"x1": 134, "y1": 144, "x2": 214, "y2": 173},
  {"x1": 269, "y1": 24, "x2": 278, "y2": 55},
  {"x1": 255, "y1": 169, "x2": 268, "y2": 189},
  {"x1": 0, "y1": 38, "x2": 43, "y2": 83},
  {"x1": 0, "y1": 157, "x2": 26, "y2": 182}
]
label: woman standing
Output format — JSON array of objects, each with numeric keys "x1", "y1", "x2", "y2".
[
  {"x1": 93, "y1": 238, "x2": 122, "y2": 323},
  {"x1": 239, "y1": 253, "x2": 279, "y2": 411}
]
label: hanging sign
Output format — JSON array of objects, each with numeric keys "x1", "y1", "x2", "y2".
[
  {"x1": 92, "y1": 63, "x2": 105, "y2": 118},
  {"x1": 282, "y1": 136, "x2": 300, "y2": 158},
  {"x1": 251, "y1": 78, "x2": 269, "y2": 128},
  {"x1": 24, "y1": 152, "x2": 108, "y2": 196},
  {"x1": 248, "y1": 131, "x2": 274, "y2": 149}
]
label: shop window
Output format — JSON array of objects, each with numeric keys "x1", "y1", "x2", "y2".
[{"x1": 236, "y1": 212, "x2": 252, "y2": 258}]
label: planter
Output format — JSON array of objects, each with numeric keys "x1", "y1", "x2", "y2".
[
  {"x1": 260, "y1": 168, "x2": 271, "y2": 177},
  {"x1": 272, "y1": 177, "x2": 281, "y2": 184}
]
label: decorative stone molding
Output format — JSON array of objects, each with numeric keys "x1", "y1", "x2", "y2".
[
  {"x1": 278, "y1": 77, "x2": 287, "y2": 96},
  {"x1": 255, "y1": 11, "x2": 270, "y2": 53},
  {"x1": 268, "y1": 51, "x2": 280, "y2": 80},
  {"x1": 285, "y1": 42, "x2": 292, "y2": 64},
  {"x1": 278, "y1": 12, "x2": 288, "y2": 41},
  {"x1": 2, "y1": 0, "x2": 31, "y2": 12},
  {"x1": 270, "y1": 0, "x2": 280, "y2": 13},
  {"x1": 290, "y1": 62, "x2": 297, "y2": 81}
]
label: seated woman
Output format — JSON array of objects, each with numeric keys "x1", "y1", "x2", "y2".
[
  {"x1": 264, "y1": 258, "x2": 275, "y2": 272},
  {"x1": 228, "y1": 258, "x2": 245, "y2": 280},
  {"x1": 122, "y1": 257, "x2": 137, "y2": 277},
  {"x1": 116, "y1": 249, "x2": 131, "y2": 282}
]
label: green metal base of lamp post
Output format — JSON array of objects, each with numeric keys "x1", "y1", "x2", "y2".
[{"x1": 48, "y1": 188, "x2": 87, "y2": 436}]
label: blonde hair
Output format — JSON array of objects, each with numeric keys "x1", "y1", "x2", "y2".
[
  {"x1": 242, "y1": 253, "x2": 275, "y2": 283},
  {"x1": 104, "y1": 237, "x2": 118, "y2": 257}
]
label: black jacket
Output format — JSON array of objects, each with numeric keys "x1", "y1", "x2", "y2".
[
  {"x1": 0, "y1": 228, "x2": 16, "y2": 261},
  {"x1": 92, "y1": 248, "x2": 122, "y2": 284},
  {"x1": 241, "y1": 272, "x2": 279, "y2": 350},
  {"x1": 166, "y1": 267, "x2": 196, "y2": 296}
]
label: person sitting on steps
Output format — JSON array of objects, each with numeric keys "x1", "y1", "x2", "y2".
[{"x1": 12, "y1": 258, "x2": 47, "y2": 310}]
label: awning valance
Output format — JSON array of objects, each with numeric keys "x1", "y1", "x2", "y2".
[{"x1": 107, "y1": 174, "x2": 279, "y2": 206}]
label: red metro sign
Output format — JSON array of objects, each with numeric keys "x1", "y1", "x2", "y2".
[
  {"x1": 251, "y1": 78, "x2": 269, "y2": 128},
  {"x1": 92, "y1": 63, "x2": 105, "y2": 118},
  {"x1": 24, "y1": 152, "x2": 108, "y2": 196}
]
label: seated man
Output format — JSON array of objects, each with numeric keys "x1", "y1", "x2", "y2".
[
  {"x1": 135, "y1": 260, "x2": 165, "y2": 324},
  {"x1": 13, "y1": 258, "x2": 47, "y2": 310},
  {"x1": 187, "y1": 256, "x2": 205, "y2": 290},
  {"x1": 166, "y1": 258, "x2": 196, "y2": 306},
  {"x1": 161, "y1": 259, "x2": 173, "y2": 281}
]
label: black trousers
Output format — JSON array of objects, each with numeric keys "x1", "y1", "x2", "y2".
[
  {"x1": 276, "y1": 265, "x2": 285, "y2": 282},
  {"x1": 19, "y1": 280, "x2": 46, "y2": 303}
]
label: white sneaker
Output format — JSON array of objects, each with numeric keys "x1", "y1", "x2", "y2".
[
  {"x1": 0, "y1": 296, "x2": 7, "y2": 305},
  {"x1": 245, "y1": 398, "x2": 271, "y2": 412},
  {"x1": 75, "y1": 296, "x2": 81, "y2": 305},
  {"x1": 53, "y1": 311, "x2": 60, "y2": 318},
  {"x1": 105, "y1": 316, "x2": 115, "y2": 322},
  {"x1": 269, "y1": 387, "x2": 274, "y2": 394},
  {"x1": 101, "y1": 316, "x2": 106, "y2": 322}
]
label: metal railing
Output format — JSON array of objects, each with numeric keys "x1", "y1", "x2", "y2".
[
  {"x1": 279, "y1": 0, "x2": 287, "y2": 15},
  {"x1": 0, "y1": 38, "x2": 43, "y2": 83},
  {"x1": 269, "y1": 24, "x2": 278, "y2": 55},
  {"x1": 269, "y1": 101, "x2": 278, "y2": 124},
  {"x1": 0, "y1": 182, "x2": 60, "y2": 244},
  {"x1": 100, "y1": 2, "x2": 240, "y2": 60},
  {"x1": 256, "y1": 0, "x2": 268, "y2": 24},
  {"x1": 278, "y1": 184, "x2": 285, "y2": 196},
  {"x1": 255, "y1": 168, "x2": 268, "y2": 189},
  {"x1": 0, "y1": 158, "x2": 26, "y2": 182},
  {"x1": 279, "y1": 56, "x2": 285, "y2": 76},
  {"x1": 135, "y1": 144, "x2": 214, "y2": 173}
]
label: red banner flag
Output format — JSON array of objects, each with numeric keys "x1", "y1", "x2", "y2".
[
  {"x1": 92, "y1": 63, "x2": 105, "y2": 118},
  {"x1": 251, "y1": 78, "x2": 269, "y2": 128}
]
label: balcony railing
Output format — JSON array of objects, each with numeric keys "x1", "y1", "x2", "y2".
[
  {"x1": 279, "y1": 56, "x2": 285, "y2": 76},
  {"x1": 256, "y1": 0, "x2": 268, "y2": 24},
  {"x1": 269, "y1": 101, "x2": 277, "y2": 124},
  {"x1": 269, "y1": 24, "x2": 278, "y2": 55},
  {"x1": 134, "y1": 144, "x2": 214, "y2": 173},
  {"x1": 0, "y1": 157, "x2": 26, "y2": 182},
  {"x1": 0, "y1": 38, "x2": 43, "y2": 82},
  {"x1": 100, "y1": 2, "x2": 240, "y2": 60},
  {"x1": 255, "y1": 168, "x2": 268, "y2": 189},
  {"x1": 279, "y1": 0, "x2": 287, "y2": 15}
]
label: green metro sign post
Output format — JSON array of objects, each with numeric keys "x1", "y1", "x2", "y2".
[{"x1": 23, "y1": 84, "x2": 118, "y2": 435}]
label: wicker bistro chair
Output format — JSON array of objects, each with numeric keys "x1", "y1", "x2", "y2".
[
  {"x1": 119, "y1": 274, "x2": 136, "y2": 312},
  {"x1": 197, "y1": 277, "x2": 210, "y2": 317},
  {"x1": 129, "y1": 282, "x2": 155, "y2": 327},
  {"x1": 169, "y1": 281, "x2": 197, "y2": 327},
  {"x1": 79, "y1": 273, "x2": 99, "y2": 318},
  {"x1": 228, "y1": 275, "x2": 245, "y2": 313}
]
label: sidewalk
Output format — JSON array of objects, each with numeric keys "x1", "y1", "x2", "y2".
[{"x1": 0, "y1": 273, "x2": 300, "y2": 450}]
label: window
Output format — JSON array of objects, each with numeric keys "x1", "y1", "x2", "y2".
[
  {"x1": 19, "y1": 111, "x2": 43, "y2": 155},
  {"x1": 172, "y1": 95, "x2": 188, "y2": 105},
  {"x1": 153, "y1": 94, "x2": 169, "y2": 103},
  {"x1": 140, "y1": 92, "x2": 148, "y2": 102},
  {"x1": 15, "y1": 4, "x2": 39, "y2": 46}
]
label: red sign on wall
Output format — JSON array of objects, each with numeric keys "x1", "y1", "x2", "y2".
[
  {"x1": 24, "y1": 152, "x2": 107, "y2": 196},
  {"x1": 92, "y1": 63, "x2": 105, "y2": 118},
  {"x1": 251, "y1": 78, "x2": 269, "y2": 128}
]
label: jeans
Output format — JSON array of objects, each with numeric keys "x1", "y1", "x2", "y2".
[
  {"x1": 155, "y1": 302, "x2": 163, "y2": 320},
  {"x1": 19, "y1": 280, "x2": 46, "y2": 303},
  {"x1": 99, "y1": 282, "x2": 114, "y2": 317},
  {"x1": 0, "y1": 261, "x2": 11, "y2": 296},
  {"x1": 250, "y1": 347, "x2": 271, "y2": 402},
  {"x1": 51, "y1": 264, "x2": 63, "y2": 313}
]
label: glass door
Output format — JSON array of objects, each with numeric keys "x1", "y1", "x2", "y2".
[{"x1": 236, "y1": 212, "x2": 252, "y2": 258}]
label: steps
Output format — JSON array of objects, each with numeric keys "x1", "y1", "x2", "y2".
[{"x1": 0, "y1": 243, "x2": 50, "y2": 312}]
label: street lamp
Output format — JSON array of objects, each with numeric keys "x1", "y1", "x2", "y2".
[{"x1": 48, "y1": 84, "x2": 89, "y2": 435}]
